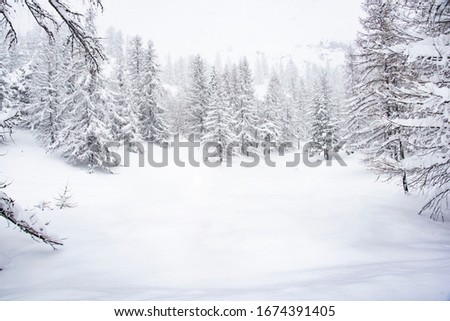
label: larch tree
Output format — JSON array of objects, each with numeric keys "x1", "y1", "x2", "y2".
[
  {"x1": 384, "y1": 1, "x2": 449, "y2": 220},
  {"x1": 348, "y1": 0, "x2": 410, "y2": 192}
]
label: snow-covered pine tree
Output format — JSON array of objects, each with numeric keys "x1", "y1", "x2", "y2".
[
  {"x1": 10, "y1": 64, "x2": 33, "y2": 114},
  {"x1": 186, "y1": 55, "x2": 209, "y2": 138},
  {"x1": 110, "y1": 40, "x2": 127, "y2": 141},
  {"x1": 138, "y1": 40, "x2": 169, "y2": 144},
  {"x1": 235, "y1": 58, "x2": 258, "y2": 153},
  {"x1": 54, "y1": 9, "x2": 113, "y2": 171},
  {"x1": 202, "y1": 67, "x2": 235, "y2": 160},
  {"x1": 26, "y1": 34, "x2": 64, "y2": 147},
  {"x1": 162, "y1": 57, "x2": 191, "y2": 135},
  {"x1": 55, "y1": 183, "x2": 77, "y2": 209},
  {"x1": 127, "y1": 35, "x2": 144, "y2": 120},
  {"x1": 308, "y1": 71, "x2": 338, "y2": 160},
  {"x1": 127, "y1": 35, "x2": 144, "y2": 82},
  {"x1": 228, "y1": 63, "x2": 241, "y2": 135},
  {"x1": 110, "y1": 40, "x2": 140, "y2": 147},
  {"x1": 259, "y1": 73, "x2": 284, "y2": 151}
]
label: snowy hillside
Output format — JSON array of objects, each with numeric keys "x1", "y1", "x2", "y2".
[{"x1": 1, "y1": 130, "x2": 449, "y2": 300}]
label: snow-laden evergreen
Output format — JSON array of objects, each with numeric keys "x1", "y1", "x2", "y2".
[
  {"x1": 138, "y1": 40, "x2": 169, "y2": 144},
  {"x1": 345, "y1": 0, "x2": 449, "y2": 219},
  {"x1": 384, "y1": 1, "x2": 449, "y2": 220},
  {"x1": 235, "y1": 58, "x2": 259, "y2": 152},
  {"x1": 53, "y1": 10, "x2": 113, "y2": 171},
  {"x1": 346, "y1": 0, "x2": 410, "y2": 192},
  {"x1": 202, "y1": 67, "x2": 235, "y2": 160},
  {"x1": 126, "y1": 35, "x2": 145, "y2": 143},
  {"x1": 111, "y1": 46, "x2": 141, "y2": 149},
  {"x1": 57, "y1": 69, "x2": 113, "y2": 170},
  {"x1": 308, "y1": 71, "x2": 339, "y2": 160},
  {"x1": 25, "y1": 36, "x2": 63, "y2": 146},
  {"x1": 186, "y1": 55, "x2": 209, "y2": 138}
]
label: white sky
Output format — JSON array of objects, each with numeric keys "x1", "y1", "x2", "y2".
[{"x1": 97, "y1": 0, "x2": 363, "y2": 58}]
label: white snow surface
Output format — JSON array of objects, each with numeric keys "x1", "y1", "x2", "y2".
[{"x1": 1, "y1": 130, "x2": 450, "y2": 300}]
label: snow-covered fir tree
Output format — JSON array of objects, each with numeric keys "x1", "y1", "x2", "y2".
[
  {"x1": 127, "y1": 35, "x2": 145, "y2": 134},
  {"x1": 25, "y1": 35, "x2": 64, "y2": 147},
  {"x1": 235, "y1": 58, "x2": 259, "y2": 152},
  {"x1": 202, "y1": 67, "x2": 235, "y2": 160},
  {"x1": 308, "y1": 71, "x2": 338, "y2": 160},
  {"x1": 55, "y1": 183, "x2": 77, "y2": 209},
  {"x1": 110, "y1": 38, "x2": 141, "y2": 147},
  {"x1": 186, "y1": 55, "x2": 209, "y2": 138},
  {"x1": 54, "y1": 9, "x2": 113, "y2": 171},
  {"x1": 138, "y1": 40, "x2": 169, "y2": 144}
]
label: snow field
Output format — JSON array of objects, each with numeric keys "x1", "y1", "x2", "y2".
[{"x1": 1, "y1": 130, "x2": 449, "y2": 300}]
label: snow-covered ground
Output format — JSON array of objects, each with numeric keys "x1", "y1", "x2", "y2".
[{"x1": 1, "y1": 130, "x2": 449, "y2": 300}]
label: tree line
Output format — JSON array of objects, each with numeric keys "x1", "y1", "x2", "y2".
[{"x1": 1, "y1": 11, "x2": 345, "y2": 169}]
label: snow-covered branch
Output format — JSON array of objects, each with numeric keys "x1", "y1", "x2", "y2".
[
  {"x1": 0, "y1": 191, "x2": 63, "y2": 249},
  {"x1": 0, "y1": 111, "x2": 20, "y2": 143},
  {"x1": 0, "y1": 0, "x2": 104, "y2": 72}
]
